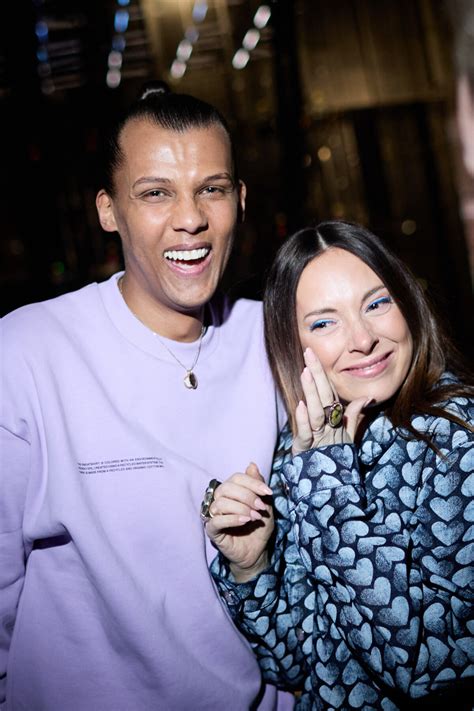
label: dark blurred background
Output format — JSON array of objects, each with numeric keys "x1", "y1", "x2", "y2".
[{"x1": 1, "y1": 0, "x2": 473, "y2": 353}]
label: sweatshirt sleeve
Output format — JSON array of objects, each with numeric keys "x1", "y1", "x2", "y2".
[
  {"x1": 0, "y1": 426, "x2": 30, "y2": 705},
  {"x1": 282, "y1": 425, "x2": 473, "y2": 702},
  {"x1": 211, "y1": 430, "x2": 313, "y2": 692}
]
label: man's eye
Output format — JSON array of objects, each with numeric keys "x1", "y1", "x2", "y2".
[
  {"x1": 202, "y1": 184, "x2": 234, "y2": 196},
  {"x1": 202, "y1": 186, "x2": 223, "y2": 194}
]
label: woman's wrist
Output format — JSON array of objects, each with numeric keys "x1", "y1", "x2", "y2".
[{"x1": 229, "y1": 552, "x2": 269, "y2": 583}]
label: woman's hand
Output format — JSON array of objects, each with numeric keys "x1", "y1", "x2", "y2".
[
  {"x1": 205, "y1": 463, "x2": 274, "y2": 583},
  {"x1": 292, "y1": 347, "x2": 370, "y2": 455}
]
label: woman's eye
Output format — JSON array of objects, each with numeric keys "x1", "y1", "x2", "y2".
[
  {"x1": 366, "y1": 295, "x2": 392, "y2": 313},
  {"x1": 309, "y1": 319, "x2": 334, "y2": 332}
]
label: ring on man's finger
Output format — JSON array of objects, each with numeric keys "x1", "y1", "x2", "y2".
[
  {"x1": 323, "y1": 401, "x2": 344, "y2": 428},
  {"x1": 200, "y1": 479, "x2": 222, "y2": 522}
]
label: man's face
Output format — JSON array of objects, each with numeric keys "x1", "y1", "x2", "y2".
[{"x1": 97, "y1": 119, "x2": 246, "y2": 318}]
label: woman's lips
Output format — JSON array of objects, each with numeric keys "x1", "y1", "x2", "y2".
[{"x1": 343, "y1": 352, "x2": 392, "y2": 378}]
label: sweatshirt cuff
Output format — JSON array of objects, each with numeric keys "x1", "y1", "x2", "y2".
[{"x1": 210, "y1": 551, "x2": 284, "y2": 616}]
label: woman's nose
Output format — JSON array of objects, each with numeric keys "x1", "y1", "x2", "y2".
[{"x1": 347, "y1": 320, "x2": 378, "y2": 353}]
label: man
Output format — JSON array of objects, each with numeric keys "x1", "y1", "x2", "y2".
[
  {"x1": 449, "y1": 1, "x2": 474, "y2": 314},
  {"x1": 453, "y1": 0, "x2": 474, "y2": 177},
  {"x1": 0, "y1": 84, "x2": 292, "y2": 709}
]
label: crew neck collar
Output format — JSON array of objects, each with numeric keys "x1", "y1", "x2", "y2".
[{"x1": 98, "y1": 272, "x2": 219, "y2": 362}]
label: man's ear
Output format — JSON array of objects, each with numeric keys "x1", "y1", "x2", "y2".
[
  {"x1": 457, "y1": 74, "x2": 474, "y2": 177},
  {"x1": 96, "y1": 189, "x2": 119, "y2": 233},
  {"x1": 237, "y1": 180, "x2": 247, "y2": 224}
]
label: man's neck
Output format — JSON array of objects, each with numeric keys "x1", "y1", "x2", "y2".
[{"x1": 118, "y1": 275, "x2": 204, "y2": 343}]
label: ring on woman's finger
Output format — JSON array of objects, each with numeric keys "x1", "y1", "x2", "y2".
[
  {"x1": 200, "y1": 479, "x2": 222, "y2": 522},
  {"x1": 323, "y1": 401, "x2": 344, "y2": 428}
]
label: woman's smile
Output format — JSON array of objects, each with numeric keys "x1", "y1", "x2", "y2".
[{"x1": 341, "y1": 351, "x2": 393, "y2": 378}]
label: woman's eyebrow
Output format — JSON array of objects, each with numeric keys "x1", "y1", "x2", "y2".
[
  {"x1": 362, "y1": 284, "x2": 386, "y2": 301},
  {"x1": 302, "y1": 284, "x2": 386, "y2": 320},
  {"x1": 303, "y1": 306, "x2": 337, "y2": 319}
]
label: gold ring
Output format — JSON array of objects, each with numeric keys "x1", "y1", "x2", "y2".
[{"x1": 323, "y1": 402, "x2": 344, "y2": 428}]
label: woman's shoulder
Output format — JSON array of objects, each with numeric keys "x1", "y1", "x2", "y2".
[
  {"x1": 408, "y1": 373, "x2": 473, "y2": 452},
  {"x1": 361, "y1": 374, "x2": 473, "y2": 465},
  {"x1": 429, "y1": 371, "x2": 473, "y2": 428}
]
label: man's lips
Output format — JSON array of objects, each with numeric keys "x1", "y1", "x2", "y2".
[
  {"x1": 164, "y1": 246, "x2": 211, "y2": 265},
  {"x1": 163, "y1": 244, "x2": 213, "y2": 275},
  {"x1": 342, "y1": 352, "x2": 392, "y2": 377}
]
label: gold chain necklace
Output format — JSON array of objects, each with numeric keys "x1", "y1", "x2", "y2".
[{"x1": 118, "y1": 276, "x2": 205, "y2": 390}]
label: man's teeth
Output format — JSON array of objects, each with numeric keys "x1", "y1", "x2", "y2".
[{"x1": 164, "y1": 248, "x2": 210, "y2": 262}]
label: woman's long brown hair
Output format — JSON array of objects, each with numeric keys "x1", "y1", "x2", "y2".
[{"x1": 264, "y1": 220, "x2": 473, "y2": 442}]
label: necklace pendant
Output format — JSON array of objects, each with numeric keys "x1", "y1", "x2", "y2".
[{"x1": 184, "y1": 370, "x2": 198, "y2": 390}]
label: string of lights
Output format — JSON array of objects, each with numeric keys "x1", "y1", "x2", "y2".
[
  {"x1": 106, "y1": 0, "x2": 130, "y2": 88},
  {"x1": 232, "y1": 4, "x2": 271, "y2": 70},
  {"x1": 169, "y1": 2, "x2": 208, "y2": 80},
  {"x1": 167, "y1": 2, "x2": 271, "y2": 80}
]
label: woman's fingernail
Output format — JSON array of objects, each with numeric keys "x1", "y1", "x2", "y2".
[
  {"x1": 253, "y1": 497, "x2": 266, "y2": 511},
  {"x1": 238, "y1": 515, "x2": 251, "y2": 523},
  {"x1": 304, "y1": 347, "x2": 316, "y2": 363},
  {"x1": 258, "y1": 484, "x2": 272, "y2": 496},
  {"x1": 250, "y1": 510, "x2": 263, "y2": 521}
]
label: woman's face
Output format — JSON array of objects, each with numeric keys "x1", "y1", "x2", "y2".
[{"x1": 296, "y1": 247, "x2": 413, "y2": 405}]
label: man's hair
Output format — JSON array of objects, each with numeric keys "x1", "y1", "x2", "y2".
[
  {"x1": 102, "y1": 80, "x2": 236, "y2": 195},
  {"x1": 264, "y1": 220, "x2": 473, "y2": 442}
]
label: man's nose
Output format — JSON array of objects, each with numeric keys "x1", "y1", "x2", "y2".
[{"x1": 170, "y1": 195, "x2": 208, "y2": 233}]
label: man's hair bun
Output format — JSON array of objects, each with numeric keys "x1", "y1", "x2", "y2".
[{"x1": 139, "y1": 80, "x2": 171, "y2": 101}]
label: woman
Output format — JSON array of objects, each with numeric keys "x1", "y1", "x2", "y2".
[{"x1": 203, "y1": 221, "x2": 474, "y2": 709}]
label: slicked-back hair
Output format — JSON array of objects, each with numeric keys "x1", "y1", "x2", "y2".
[
  {"x1": 102, "y1": 81, "x2": 236, "y2": 196},
  {"x1": 264, "y1": 220, "x2": 473, "y2": 440}
]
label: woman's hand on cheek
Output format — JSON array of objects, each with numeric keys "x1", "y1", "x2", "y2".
[{"x1": 292, "y1": 348, "x2": 369, "y2": 455}]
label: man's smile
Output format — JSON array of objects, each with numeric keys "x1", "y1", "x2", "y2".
[{"x1": 164, "y1": 246, "x2": 211, "y2": 264}]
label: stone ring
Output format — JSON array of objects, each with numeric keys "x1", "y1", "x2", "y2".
[
  {"x1": 323, "y1": 401, "x2": 344, "y2": 428},
  {"x1": 200, "y1": 478, "x2": 222, "y2": 522}
]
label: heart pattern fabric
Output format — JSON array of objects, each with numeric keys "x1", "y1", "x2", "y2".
[{"x1": 212, "y1": 386, "x2": 474, "y2": 709}]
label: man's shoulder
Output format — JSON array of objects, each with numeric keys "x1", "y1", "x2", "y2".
[
  {"x1": 212, "y1": 293, "x2": 263, "y2": 330},
  {"x1": 1, "y1": 279, "x2": 106, "y2": 345}
]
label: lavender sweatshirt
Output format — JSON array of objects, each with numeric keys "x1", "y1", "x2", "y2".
[{"x1": 0, "y1": 274, "x2": 291, "y2": 711}]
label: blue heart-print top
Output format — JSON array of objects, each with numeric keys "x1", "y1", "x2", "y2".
[{"x1": 211, "y1": 375, "x2": 474, "y2": 710}]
